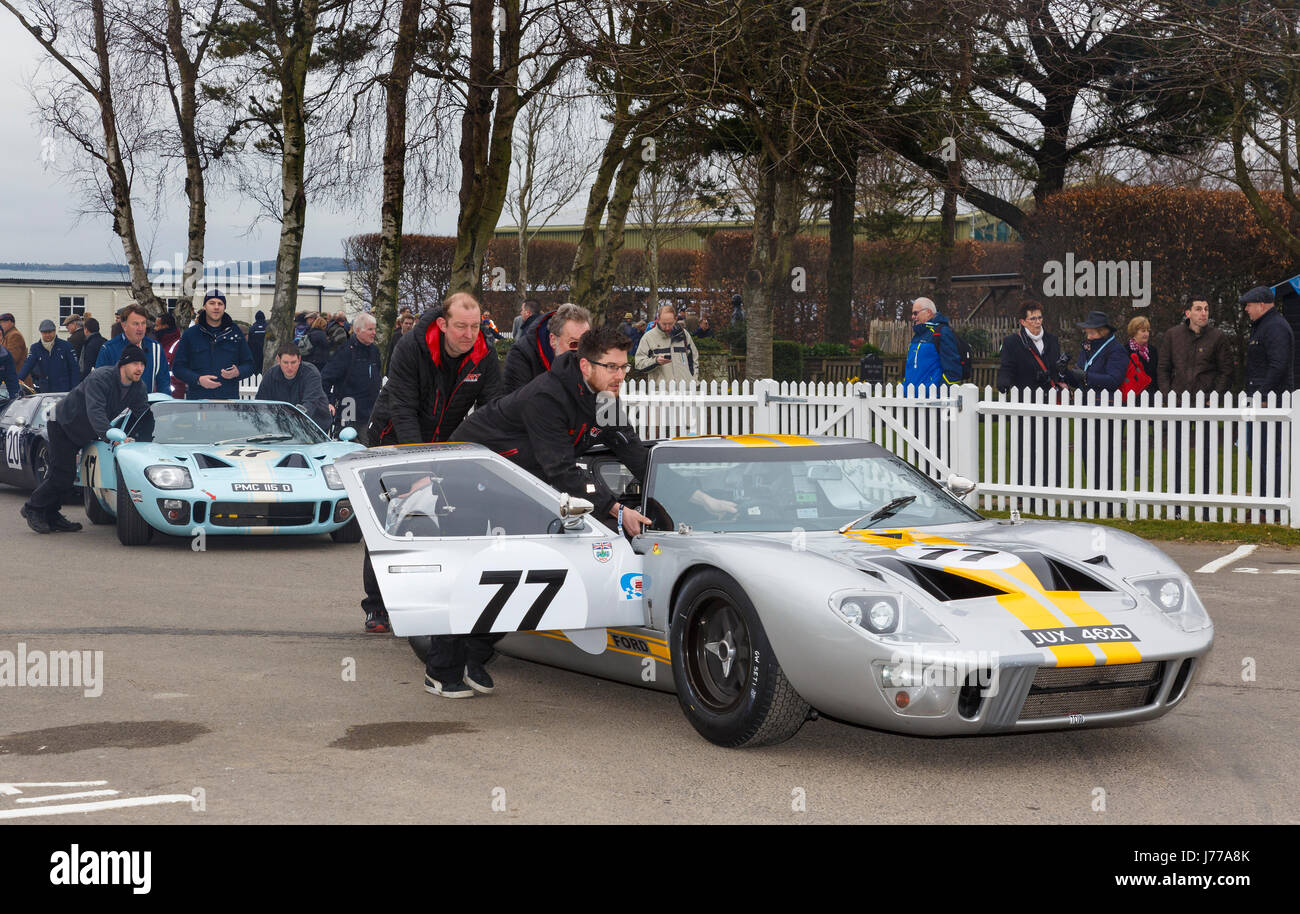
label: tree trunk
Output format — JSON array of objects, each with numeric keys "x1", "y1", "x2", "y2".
[
  {"x1": 744, "y1": 154, "x2": 777, "y2": 380},
  {"x1": 449, "y1": 0, "x2": 521, "y2": 295},
  {"x1": 825, "y1": 149, "x2": 856, "y2": 343},
  {"x1": 165, "y1": 0, "x2": 205, "y2": 320},
  {"x1": 647, "y1": 228, "x2": 659, "y2": 315},
  {"x1": 586, "y1": 137, "x2": 649, "y2": 325},
  {"x1": 934, "y1": 184, "x2": 956, "y2": 311},
  {"x1": 375, "y1": 0, "x2": 421, "y2": 370},
  {"x1": 570, "y1": 115, "x2": 634, "y2": 308},
  {"x1": 266, "y1": 4, "x2": 318, "y2": 357},
  {"x1": 93, "y1": 0, "x2": 162, "y2": 315}
]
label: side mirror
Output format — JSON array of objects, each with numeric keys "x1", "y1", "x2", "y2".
[
  {"x1": 106, "y1": 428, "x2": 127, "y2": 444},
  {"x1": 947, "y1": 474, "x2": 976, "y2": 498},
  {"x1": 558, "y1": 494, "x2": 594, "y2": 531},
  {"x1": 12, "y1": 416, "x2": 25, "y2": 427},
  {"x1": 338, "y1": 426, "x2": 358, "y2": 442},
  {"x1": 110, "y1": 408, "x2": 131, "y2": 430}
]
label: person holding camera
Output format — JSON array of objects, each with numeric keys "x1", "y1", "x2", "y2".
[
  {"x1": 1056, "y1": 311, "x2": 1127, "y2": 515},
  {"x1": 634, "y1": 304, "x2": 698, "y2": 384}
]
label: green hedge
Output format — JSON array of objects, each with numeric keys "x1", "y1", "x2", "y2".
[{"x1": 772, "y1": 340, "x2": 804, "y2": 382}]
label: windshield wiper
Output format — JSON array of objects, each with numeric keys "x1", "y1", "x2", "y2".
[
  {"x1": 837, "y1": 495, "x2": 917, "y2": 534},
  {"x1": 212, "y1": 434, "x2": 295, "y2": 445}
]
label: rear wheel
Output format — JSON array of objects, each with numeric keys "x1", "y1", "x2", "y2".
[
  {"x1": 115, "y1": 475, "x2": 153, "y2": 545},
  {"x1": 669, "y1": 569, "x2": 810, "y2": 748}
]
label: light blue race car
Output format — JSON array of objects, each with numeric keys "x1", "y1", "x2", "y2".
[{"x1": 78, "y1": 395, "x2": 367, "y2": 546}]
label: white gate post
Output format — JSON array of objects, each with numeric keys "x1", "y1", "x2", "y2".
[
  {"x1": 753, "y1": 378, "x2": 779, "y2": 435},
  {"x1": 1289, "y1": 391, "x2": 1300, "y2": 528},
  {"x1": 952, "y1": 383, "x2": 980, "y2": 498}
]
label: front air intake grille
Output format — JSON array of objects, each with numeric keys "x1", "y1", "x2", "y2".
[
  {"x1": 209, "y1": 501, "x2": 316, "y2": 527},
  {"x1": 1018, "y1": 661, "x2": 1164, "y2": 721},
  {"x1": 870, "y1": 557, "x2": 1010, "y2": 601}
]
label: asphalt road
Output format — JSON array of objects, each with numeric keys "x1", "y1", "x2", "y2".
[{"x1": 0, "y1": 487, "x2": 1296, "y2": 824}]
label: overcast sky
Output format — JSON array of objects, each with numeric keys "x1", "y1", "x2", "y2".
[{"x1": 0, "y1": 16, "x2": 586, "y2": 267}]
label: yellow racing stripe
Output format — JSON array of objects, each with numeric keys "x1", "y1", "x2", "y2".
[
  {"x1": 1048, "y1": 592, "x2": 1143, "y2": 665},
  {"x1": 756, "y1": 434, "x2": 818, "y2": 446},
  {"x1": 725, "y1": 435, "x2": 782, "y2": 447}
]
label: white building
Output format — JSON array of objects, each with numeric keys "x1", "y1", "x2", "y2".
[{"x1": 0, "y1": 270, "x2": 351, "y2": 343}]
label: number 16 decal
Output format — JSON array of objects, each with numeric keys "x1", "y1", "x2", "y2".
[{"x1": 471, "y1": 569, "x2": 568, "y2": 633}]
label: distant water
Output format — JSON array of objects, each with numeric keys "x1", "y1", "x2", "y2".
[{"x1": 0, "y1": 268, "x2": 131, "y2": 283}]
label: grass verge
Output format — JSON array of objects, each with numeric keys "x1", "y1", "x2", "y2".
[{"x1": 979, "y1": 509, "x2": 1300, "y2": 546}]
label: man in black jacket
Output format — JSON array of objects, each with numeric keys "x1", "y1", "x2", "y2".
[
  {"x1": 256, "y1": 343, "x2": 332, "y2": 430},
  {"x1": 437, "y1": 325, "x2": 656, "y2": 698},
  {"x1": 21, "y1": 346, "x2": 154, "y2": 534},
  {"x1": 500, "y1": 302, "x2": 591, "y2": 394},
  {"x1": 359, "y1": 293, "x2": 502, "y2": 635},
  {"x1": 1241, "y1": 285, "x2": 1295, "y2": 515},
  {"x1": 79, "y1": 318, "x2": 106, "y2": 379},
  {"x1": 321, "y1": 312, "x2": 381, "y2": 442}
]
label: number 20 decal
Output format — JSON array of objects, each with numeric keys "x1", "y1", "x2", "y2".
[
  {"x1": 471, "y1": 569, "x2": 568, "y2": 633},
  {"x1": 895, "y1": 544, "x2": 1019, "y2": 570}
]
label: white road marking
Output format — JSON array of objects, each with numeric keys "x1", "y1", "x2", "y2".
[
  {"x1": 1195, "y1": 545, "x2": 1257, "y2": 574},
  {"x1": 16, "y1": 789, "x2": 120, "y2": 804},
  {"x1": 0, "y1": 794, "x2": 195, "y2": 820},
  {"x1": 1273, "y1": 569, "x2": 1300, "y2": 574},
  {"x1": 1233, "y1": 567, "x2": 1260, "y2": 574},
  {"x1": 0, "y1": 780, "x2": 108, "y2": 796}
]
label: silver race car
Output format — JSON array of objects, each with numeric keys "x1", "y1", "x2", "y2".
[{"x1": 336, "y1": 435, "x2": 1213, "y2": 748}]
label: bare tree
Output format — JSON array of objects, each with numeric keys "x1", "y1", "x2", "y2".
[{"x1": 4, "y1": 0, "x2": 165, "y2": 312}]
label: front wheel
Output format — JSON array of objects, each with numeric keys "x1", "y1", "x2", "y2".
[
  {"x1": 83, "y1": 475, "x2": 114, "y2": 525},
  {"x1": 330, "y1": 518, "x2": 362, "y2": 543},
  {"x1": 115, "y1": 475, "x2": 153, "y2": 545},
  {"x1": 669, "y1": 569, "x2": 810, "y2": 748}
]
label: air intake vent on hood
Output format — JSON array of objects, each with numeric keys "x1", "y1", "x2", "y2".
[
  {"x1": 193, "y1": 453, "x2": 233, "y2": 469},
  {"x1": 276, "y1": 453, "x2": 309, "y2": 468},
  {"x1": 1013, "y1": 551, "x2": 1113, "y2": 592},
  {"x1": 870, "y1": 557, "x2": 1010, "y2": 602}
]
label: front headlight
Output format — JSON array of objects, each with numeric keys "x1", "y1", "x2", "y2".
[
  {"x1": 322, "y1": 463, "x2": 344, "y2": 490},
  {"x1": 829, "y1": 590, "x2": 956, "y2": 644},
  {"x1": 1127, "y1": 573, "x2": 1211, "y2": 633},
  {"x1": 144, "y1": 465, "x2": 193, "y2": 489}
]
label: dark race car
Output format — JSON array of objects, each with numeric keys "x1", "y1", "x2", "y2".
[{"x1": 0, "y1": 394, "x2": 66, "y2": 491}]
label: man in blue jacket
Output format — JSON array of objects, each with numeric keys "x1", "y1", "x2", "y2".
[
  {"x1": 903, "y1": 297, "x2": 962, "y2": 390},
  {"x1": 1, "y1": 341, "x2": 19, "y2": 399},
  {"x1": 171, "y1": 289, "x2": 254, "y2": 400},
  {"x1": 19, "y1": 320, "x2": 81, "y2": 392},
  {"x1": 96, "y1": 305, "x2": 171, "y2": 395}
]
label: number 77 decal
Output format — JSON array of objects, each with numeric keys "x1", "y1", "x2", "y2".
[{"x1": 471, "y1": 569, "x2": 568, "y2": 634}]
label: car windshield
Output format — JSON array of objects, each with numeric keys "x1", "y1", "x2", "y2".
[
  {"x1": 130, "y1": 401, "x2": 328, "y2": 445},
  {"x1": 646, "y1": 442, "x2": 981, "y2": 533}
]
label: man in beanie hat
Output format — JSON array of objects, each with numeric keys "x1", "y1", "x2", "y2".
[
  {"x1": 20, "y1": 345, "x2": 154, "y2": 533},
  {"x1": 18, "y1": 319, "x2": 81, "y2": 392},
  {"x1": 171, "y1": 289, "x2": 255, "y2": 400}
]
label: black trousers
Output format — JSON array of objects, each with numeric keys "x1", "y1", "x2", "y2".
[
  {"x1": 25, "y1": 420, "x2": 80, "y2": 518},
  {"x1": 362, "y1": 547, "x2": 501, "y2": 680}
]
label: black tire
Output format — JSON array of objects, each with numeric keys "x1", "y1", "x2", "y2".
[
  {"x1": 115, "y1": 474, "x2": 153, "y2": 545},
  {"x1": 330, "y1": 517, "x2": 362, "y2": 543},
  {"x1": 669, "y1": 569, "x2": 810, "y2": 748},
  {"x1": 83, "y1": 482, "x2": 114, "y2": 525},
  {"x1": 32, "y1": 441, "x2": 50, "y2": 485}
]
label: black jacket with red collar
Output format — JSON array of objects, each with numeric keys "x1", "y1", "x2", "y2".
[
  {"x1": 367, "y1": 306, "x2": 502, "y2": 444},
  {"x1": 451, "y1": 351, "x2": 648, "y2": 520},
  {"x1": 501, "y1": 309, "x2": 557, "y2": 393}
]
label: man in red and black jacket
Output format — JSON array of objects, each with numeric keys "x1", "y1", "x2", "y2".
[{"x1": 359, "y1": 293, "x2": 502, "y2": 634}]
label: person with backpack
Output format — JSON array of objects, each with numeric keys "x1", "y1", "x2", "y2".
[{"x1": 903, "y1": 297, "x2": 964, "y2": 390}]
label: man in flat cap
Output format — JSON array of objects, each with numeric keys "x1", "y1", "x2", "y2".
[
  {"x1": 20, "y1": 345, "x2": 154, "y2": 534},
  {"x1": 18, "y1": 319, "x2": 81, "y2": 392},
  {"x1": 1240, "y1": 285, "x2": 1294, "y2": 519}
]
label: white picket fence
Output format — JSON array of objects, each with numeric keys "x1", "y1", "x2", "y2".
[
  {"x1": 238, "y1": 373, "x2": 1299, "y2": 526},
  {"x1": 618, "y1": 379, "x2": 1299, "y2": 527}
]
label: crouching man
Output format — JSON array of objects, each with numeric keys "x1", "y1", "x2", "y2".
[{"x1": 21, "y1": 346, "x2": 154, "y2": 534}]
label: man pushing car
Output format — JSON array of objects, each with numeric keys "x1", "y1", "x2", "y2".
[{"x1": 20, "y1": 345, "x2": 154, "y2": 534}]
